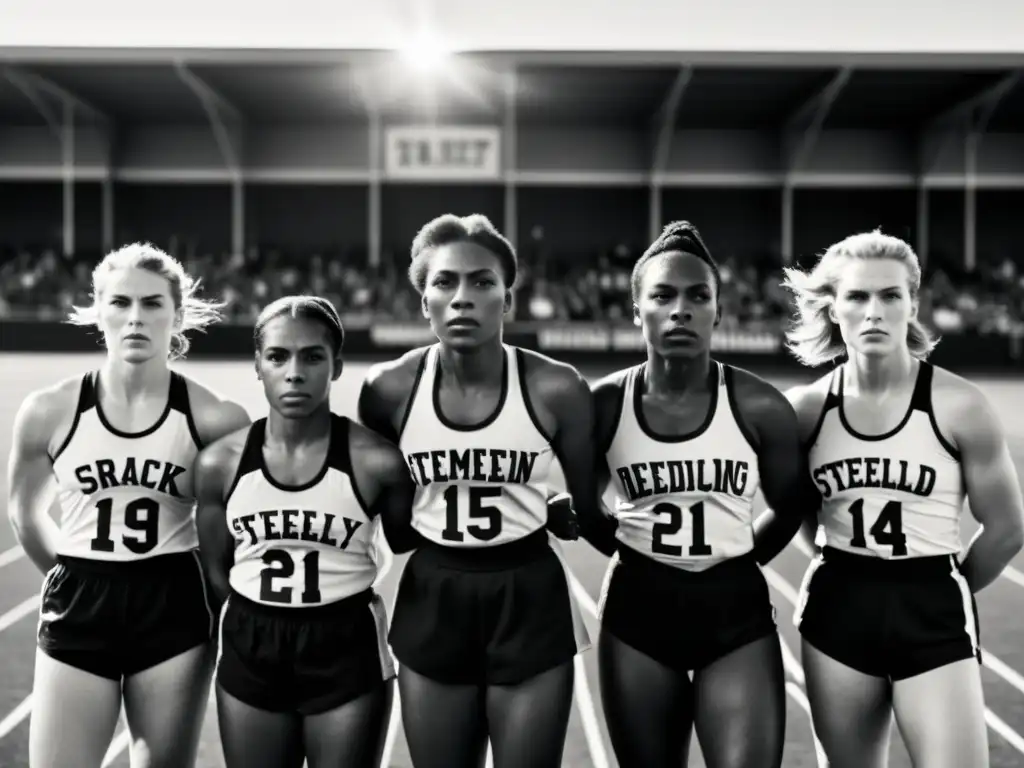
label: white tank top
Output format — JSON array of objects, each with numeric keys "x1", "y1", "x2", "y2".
[
  {"x1": 51, "y1": 371, "x2": 203, "y2": 560},
  {"x1": 604, "y1": 363, "x2": 762, "y2": 571},
  {"x1": 807, "y1": 362, "x2": 964, "y2": 559},
  {"x1": 225, "y1": 415, "x2": 383, "y2": 607},
  {"x1": 399, "y1": 345, "x2": 556, "y2": 547}
]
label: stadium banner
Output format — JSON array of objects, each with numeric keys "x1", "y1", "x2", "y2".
[
  {"x1": 384, "y1": 125, "x2": 502, "y2": 181},
  {"x1": 2, "y1": 320, "x2": 1020, "y2": 375}
]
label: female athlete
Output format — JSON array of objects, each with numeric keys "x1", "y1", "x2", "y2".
[
  {"x1": 358, "y1": 213, "x2": 614, "y2": 768},
  {"x1": 194, "y1": 295, "x2": 417, "y2": 768},
  {"x1": 593, "y1": 220, "x2": 817, "y2": 768},
  {"x1": 784, "y1": 229, "x2": 1024, "y2": 768},
  {"x1": 7, "y1": 242, "x2": 250, "y2": 768}
]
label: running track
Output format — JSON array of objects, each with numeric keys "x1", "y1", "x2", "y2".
[{"x1": 2, "y1": 354, "x2": 1024, "y2": 767}]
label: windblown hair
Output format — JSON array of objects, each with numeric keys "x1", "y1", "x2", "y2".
[
  {"x1": 408, "y1": 213, "x2": 518, "y2": 294},
  {"x1": 66, "y1": 242, "x2": 224, "y2": 360},
  {"x1": 782, "y1": 229, "x2": 938, "y2": 368},
  {"x1": 254, "y1": 295, "x2": 345, "y2": 357},
  {"x1": 630, "y1": 220, "x2": 720, "y2": 302}
]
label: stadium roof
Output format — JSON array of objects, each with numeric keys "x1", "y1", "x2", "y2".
[
  {"x1": 1, "y1": 54, "x2": 1023, "y2": 132},
  {"x1": 2, "y1": 0, "x2": 1024, "y2": 55}
]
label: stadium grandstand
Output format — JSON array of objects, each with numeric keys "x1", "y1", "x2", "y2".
[
  {"x1": 1, "y1": 41, "x2": 1023, "y2": 362},
  {"x1": 4, "y1": 6, "x2": 1024, "y2": 765}
]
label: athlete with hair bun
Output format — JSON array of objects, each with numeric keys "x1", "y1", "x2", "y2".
[
  {"x1": 7, "y1": 242, "x2": 250, "y2": 768},
  {"x1": 592, "y1": 221, "x2": 817, "y2": 768}
]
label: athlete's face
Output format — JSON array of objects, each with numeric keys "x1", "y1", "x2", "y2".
[
  {"x1": 421, "y1": 242, "x2": 510, "y2": 349},
  {"x1": 97, "y1": 268, "x2": 181, "y2": 364},
  {"x1": 832, "y1": 258, "x2": 916, "y2": 359},
  {"x1": 634, "y1": 252, "x2": 720, "y2": 358},
  {"x1": 256, "y1": 315, "x2": 341, "y2": 418}
]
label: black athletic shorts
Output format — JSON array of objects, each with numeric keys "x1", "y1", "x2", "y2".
[
  {"x1": 389, "y1": 529, "x2": 590, "y2": 686},
  {"x1": 599, "y1": 545, "x2": 778, "y2": 673},
  {"x1": 796, "y1": 546, "x2": 981, "y2": 681},
  {"x1": 37, "y1": 550, "x2": 214, "y2": 680},
  {"x1": 216, "y1": 588, "x2": 394, "y2": 716}
]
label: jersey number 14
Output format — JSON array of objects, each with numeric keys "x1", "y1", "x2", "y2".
[{"x1": 848, "y1": 499, "x2": 908, "y2": 556}]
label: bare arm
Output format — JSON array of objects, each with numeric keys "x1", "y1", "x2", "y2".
[
  {"x1": 349, "y1": 423, "x2": 422, "y2": 555},
  {"x1": 544, "y1": 366, "x2": 617, "y2": 557},
  {"x1": 953, "y1": 385, "x2": 1024, "y2": 592},
  {"x1": 186, "y1": 380, "x2": 251, "y2": 447},
  {"x1": 732, "y1": 374, "x2": 822, "y2": 566},
  {"x1": 193, "y1": 440, "x2": 239, "y2": 612},
  {"x1": 7, "y1": 392, "x2": 62, "y2": 574}
]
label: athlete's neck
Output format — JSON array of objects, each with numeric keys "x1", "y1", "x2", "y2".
[
  {"x1": 645, "y1": 352, "x2": 711, "y2": 395},
  {"x1": 845, "y1": 347, "x2": 916, "y2": 394},
  {"x1": 437, "y1": 339, "x2": 504, "y2": 388},
  {"x1": 266, "y1": 403, "x2": 332, "y2": 450},
  {"x1": 100, "y1": 357, "x2": 171, "y2": 402}
]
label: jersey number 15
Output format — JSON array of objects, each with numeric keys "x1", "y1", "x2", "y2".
[{"x1": 442, "y1": 486, "x2": 503, "y2": 543}]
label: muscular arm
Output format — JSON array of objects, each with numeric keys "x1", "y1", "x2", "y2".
[
  {"x1": 349, "y1": 423, "x2": 422, "y2": 555},
  {"x1": 193, "y1": 440, "x2": 239, "y2": 612},
  {"x1": 952, "y1": 385, "x2": 1024, "y2": 593},
  {"x1": 186, "y1": 381, "x2": 251, "y2": 447},
  {"x1": 7, "y1": 392, "x2": 62, "y2": 574},
  {"x1": 732, "y1": 373, "x2": 822, "y2": 566},
  {"x1": 544, "y1": 365, "x2": 617, "y2": 557}
]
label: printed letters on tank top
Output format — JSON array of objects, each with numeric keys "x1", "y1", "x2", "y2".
[
  {"x1": 398, "y1": 345, "x2": 556, "y2": 548},
  {"x1": 50, "y1": 371, "x2": 204, "y2": 560},
  {"x1": 603, "y1": 363, "x2": 761, "y2": 571},
  {"x1": 806, "y1": 363, "x2": 965, "y2": 559},
  {"x1": 224, "y1": 415, "x2": 381, "y2": 607}
]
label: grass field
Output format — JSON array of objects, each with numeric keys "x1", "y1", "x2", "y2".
[{"x1": 2, "y1": 352, "x2": 1024, "y2": 768}]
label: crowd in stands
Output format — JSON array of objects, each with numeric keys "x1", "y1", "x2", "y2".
[{"x1": 1, "y1": 240, "x2": 1023, "y2": 338}]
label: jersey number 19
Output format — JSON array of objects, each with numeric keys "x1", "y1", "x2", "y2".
[{"x1": 90, "y1": 498, "x2": 160, "y2": 554}]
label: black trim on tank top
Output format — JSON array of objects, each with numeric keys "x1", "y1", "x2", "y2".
[
  {"x1": 335, "y1": 415, "x2": 373, "y2": 517},
  {"x1": 632, "y1": 362, "x2": 719, "y2": 443},
  {"x1": 169, "y1": 373, "x2": 205, "y2": 449},
  {"x1": 49, "y1": 373, "x2": 91, "y2": 463},
  {"x1": 258, "y1": 417, "x2": 333, "y2": 493},
  {"x1": 722, "y1": 364, "x2": 761, "y2": 452},
  {"x1": 919, "y1": 363, "x2": 962, "y2": 461},
  {"x1": 598, "y1": 368, "x2": 631, "y2": 456},
  {"x1": 396, "y1": 349, "x2": 430, "y2": 441},
  {"x1": 93, "y1": 370, "x2": 174, "y2": 439},
  {"x1": 224, "y1": 418, "x2": 265, "y2": 503},
  {"x1": 516, "y1": 348, "x2": 554, "y2": 443},
  {"x1": 432, "y1": 345, "x2": 509, "y2": 432},
  {"x1": 838, "y1": 361, "x2": 924, "y2": 442},
  {"x1": 802, "y1": 369, "x2": 841, "y2": 452}
]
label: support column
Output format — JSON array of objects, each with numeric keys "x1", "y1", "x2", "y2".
[{"x1": 62, "y1": 101, "x2": 75, "y2": 257}]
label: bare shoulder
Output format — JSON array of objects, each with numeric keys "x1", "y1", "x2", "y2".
[
  {"x1": 362, "y1": 347, "x2": 432, "y2": 408},
  {"x1": 783, "y1": 370, "x2": 835, "y2": 440},
  {"x1": 591, "y1": 366, "x2": 631, "y2": 398},
  {"x1": 347, "y1": 419, "x2": 407, "y2": 478},
  {"x1": 182, "y1": 375, "x2": 251, "y2": 445},
  {"x1": 929, "y1": 365, "x2": 998, "y2": 446},
  {"x1": 728, "y1": 365, "x2": 792, "y2": 413},
  {"x1": 13, "y1": 374, "x2": 85, "y2": 454},
  {"x1": 519, "y1": 347, "x2": 589, "y2": 400},
  {"x1": 194, "y1": 424, "x2": 250, "y2": 491}
]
